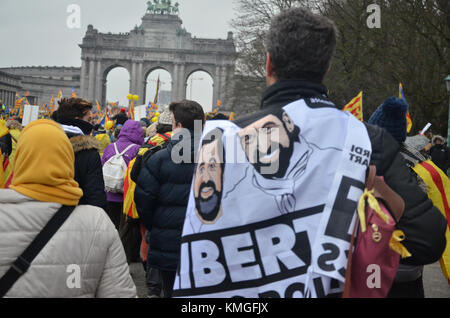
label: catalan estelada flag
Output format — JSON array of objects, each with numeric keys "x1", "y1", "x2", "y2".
[
  {"x1": 399, "y1": 83, "x2": 412, "y2": 133},
  {"x1": 412, "y1": 160, "x2": 450, "y2": 284},
  {"x1": 342, "y1": 91, "x2": 363, "y2": 121},
  {"x1": 72, "y1": 87, "x2": 77, "y2": 98}
]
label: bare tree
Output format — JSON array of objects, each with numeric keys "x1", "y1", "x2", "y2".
[
  {"x1": 229, "y1": 0, "x2": 449, "y2": 135},
  {"x1": 230, "y1": 0, "x2": 316, "y2": 113}
]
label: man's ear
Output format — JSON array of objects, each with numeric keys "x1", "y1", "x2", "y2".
[
  {"x1": 266, "y1": 52, "x2": 272, "y2": 76},
  {"x1": 266, "y1": 52, "x2": 277, "y2": 86},
  {"x1": 282, "y1": 112, "x2": 295, "y2": 133}
]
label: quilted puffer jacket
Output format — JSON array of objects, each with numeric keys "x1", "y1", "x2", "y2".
[{"x1": 0, "y1": 189, "x2": 137, "y2": 298}]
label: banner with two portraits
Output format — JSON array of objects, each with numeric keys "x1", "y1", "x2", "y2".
[{"x1": 173, "y1": 97, "x2": 372, "y2": 298}]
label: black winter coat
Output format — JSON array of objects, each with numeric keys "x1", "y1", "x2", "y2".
[
  {"x1": 70, "y1": 135, "x2": 107, "y2": 210},
  {"x1": 57, "y1": 117, "x2": 108, "y2": 210},
  {"x1": 134, "y1": 131, "x2": 198, "y2": 271},
  {"x1": 429, "y1": 144, "x2": 450, "y2": 173},
  {"x1": 235, "y1": 80, "x2": 447, "y2": 268},
  {"x1": 113, "y1": 113, "x2": 129, "y2": 126},
  {"x1": 0, "y1": 133, "x2": 12, "y2": 156}
]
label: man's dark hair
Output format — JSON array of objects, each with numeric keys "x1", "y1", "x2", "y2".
[
  {"x1": 265, "y1": 7, "x2": 337, "y2": 83},
  {"x1": 56, "y1": 98, "x2": 93, "y2": 120},
  {"x1": 211, "y1": 113, "x2": 229, "y2": 121},
  {"x1": 156, "y1": 123, "x2": 172, "y2": 134},
  {"x1": 169, "y1": 100, "x2": 205, "y2": 131}
]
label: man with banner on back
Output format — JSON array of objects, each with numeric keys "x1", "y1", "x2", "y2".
[{"x1": 173, "y1": 8, "x2": 447, "y2": 298}]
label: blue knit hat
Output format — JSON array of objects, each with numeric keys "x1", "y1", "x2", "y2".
[{"x1": 368, "y1": 97, "x2": 409, "y2": 143}]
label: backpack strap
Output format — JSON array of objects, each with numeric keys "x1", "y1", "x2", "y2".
[
  {"x1": 114, "y1": 143, "x2": 136, "y2": 157},
  {"x1": 120, "y1": 144, "x2": 137, "y2": 156},
  {"x1": 343, "y1": 165, "x2": 375, "y2": 298},
  {"x1": 10, "y1": 134, "x2": 18, "y2": 145},
  {"x1": 342, "y1": 215, "x2": 359, "y2": 298},
  {"x1": 0, "y1": 205, "x2": 76, "y2": 297},
  {"x1": 113, "y1": 142, "x2": 120, "y2": 155}
]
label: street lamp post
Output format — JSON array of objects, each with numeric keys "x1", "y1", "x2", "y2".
[{"x1": 446, "y1": 75, "x2": 450, "y2": 146}]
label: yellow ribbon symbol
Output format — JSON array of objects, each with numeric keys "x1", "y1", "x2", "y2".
[
  {"x1": 357, "y1": 189, "x2": 390, "y2": 233},
  {"x1": 389, "y1": 230, "x2": 412, "y2": 259}
]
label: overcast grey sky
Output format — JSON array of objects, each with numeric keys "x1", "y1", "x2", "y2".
[{"x1": 0, "y1": 0, "x2": 238, "y2": 110}]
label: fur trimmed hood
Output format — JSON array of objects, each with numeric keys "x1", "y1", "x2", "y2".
[
  {"x1": 70, "y1": 135, "x2": 101, "y2": 153},
  {"x1": 432, "y1": 135, "x2": 445, "y2": 145},
  {"x1": 5, "y1": 120, "x2": 22, "y2": 131}
]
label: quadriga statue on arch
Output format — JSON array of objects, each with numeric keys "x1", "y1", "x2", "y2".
[{"x1": 146, "y1": 0, "x2": 179, "y2": 15}]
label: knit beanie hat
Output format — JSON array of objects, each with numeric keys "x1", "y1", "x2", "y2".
[
  {"x1": 368, "y1": 97, "x2": 408, "y2": 143},
  {"x1": 405, "y1": 134, "x2": 430, "y2": 152},
  {"x1": 158, "y1": 107, "x2": 172, "y2": 125}
]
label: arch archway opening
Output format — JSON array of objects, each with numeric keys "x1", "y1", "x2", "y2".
[
  {"x1": 105, "y1": 67, "x2": 130, "y2": 108},
  {"x1": 186, "y1": 71, "x2": 214, "y2": 113},
  {"x1": 145, "y1": 69, "x2": 172, "y2": 110}
]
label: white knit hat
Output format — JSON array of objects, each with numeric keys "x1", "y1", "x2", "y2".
[{"x1": 158, "y1": 107, "x2": 172, "y2": 125}]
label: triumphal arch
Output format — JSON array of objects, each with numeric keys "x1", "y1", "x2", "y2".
[{"x1": 79, "y1": 1, "x2": 236, "y2": 109}]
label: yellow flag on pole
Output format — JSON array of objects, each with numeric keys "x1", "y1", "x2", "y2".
[
  {"x1": 342, "y1": 91, "x2": 363, "y2": 121},
  {"x1": 399, "y1": 83, "x2": 412, "y2": 133}
]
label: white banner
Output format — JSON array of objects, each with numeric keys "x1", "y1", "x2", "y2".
[
  {"x1": 22, "y1": 105, "x2": 40, "y2": 126},
  {"x1": 134, "y1": 105, "x2": 147, "y2": 122},
  {"x1": 173, "y1": 97, "x2": 372, "y2": 298}
]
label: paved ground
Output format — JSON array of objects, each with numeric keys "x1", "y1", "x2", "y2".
[
  {"x1": 129, "y1": 263, "x2": 148, "y2": 298},
  {"x1": 130, "y1": 262, "x2": 450, "y2": 298},
  {"x1": 423, "y1": 262, "x2": 450, "y2": 298}
]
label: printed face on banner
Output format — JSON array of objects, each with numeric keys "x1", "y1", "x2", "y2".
[
  {"x1": 238, "y1": 112, "x2": 300, "y2": 179},
  {"x1": 194, "y1": 129, "x2": 224, "y2": 224}
]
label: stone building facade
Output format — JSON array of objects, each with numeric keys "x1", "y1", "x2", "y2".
[
  {"x1": 1, "y1": 8, "x2": 236, "y2": 111},
  {"x1": 0, "y1": 71, "x2": 22, "y2": 107},
  {"x1": 80, "y1": 13, "x2": 236, "y2": 110},
  {"x1": 0, "y1": 66, "x2": 81, "y2": 106}
]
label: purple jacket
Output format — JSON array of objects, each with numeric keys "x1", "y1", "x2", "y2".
[{"x1": 101, "y1": 120, "x2": 144, "y2": 202}]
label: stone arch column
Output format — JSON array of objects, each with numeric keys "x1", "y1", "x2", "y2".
[
  {"x1": 80, "y1": 58, "x2": 88, "y2": 98},
  {"x1": 171, "y1": 63, "x2": 179, "y2": 103},
  {"x1": 177, "y1": 63, "x2": 186, "y2": 101},
  {"x1": 136, "y1": 62, "x2": 145, "y2": 105},
  {"x1": 87, "y1": 59, "x2": 96, "y2": 102},
  {"x1": 94, "y1": 60, "x2": 103, "y2": 104}
]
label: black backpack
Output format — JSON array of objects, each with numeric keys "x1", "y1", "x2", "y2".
[{"x1": 130, "y1": 141, "x2": 169, "y2": 184}]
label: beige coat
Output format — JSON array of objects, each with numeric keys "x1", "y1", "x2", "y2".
[{"x1": 0, "y1": 189, "x2": 137, "y2": 298}]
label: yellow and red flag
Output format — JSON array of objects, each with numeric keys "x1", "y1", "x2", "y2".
[
  {"x1": 129, "y1": 103, "x2": 135, "y2": 120},
  {"x1": 15, "y1": 97, "x2": 25, "y2": 109},
  {"x1": 0, "y1": 153, "x2": 13, "y2": 189},
  {"x1": 399, "y1": 83, "x2": 412, "y2": 133},
  {"x1": 50, "y1": 95, "x2": 55, "y2": 112},
  {"x1": 342, "y1": 91, "x2": 363, "y2": 121},
  {"x1": 406, "y1": 112, "x2": 412, "y2": 134},
  {"x1": 412, "y1": 160, "x2": 450, "y2": 284},
  {"x1": 123, "y1": 158, "x2": 139, "y2": 219},
  {"x1": 96, "y1": 100, "x2": 101, "y2": 113}
]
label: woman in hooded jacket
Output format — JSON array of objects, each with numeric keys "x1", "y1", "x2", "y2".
[
  {"x1": 54, "y1": 98, "x2": 107, "y2": 211},
  {"x1": 0, "y1": 119, "x2": 136, "y2": 298},
  {"x1": 102, "y1": 120, "x2": 144, "y2": 231}
]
